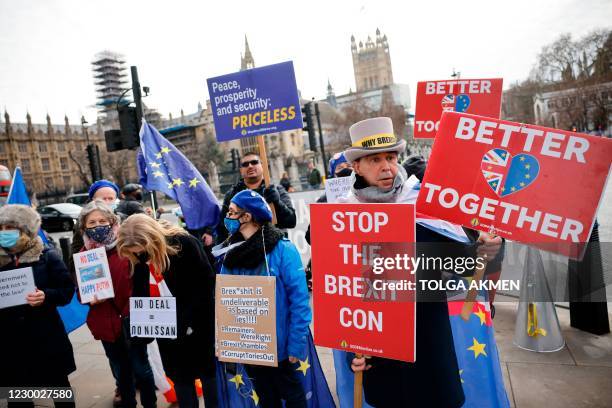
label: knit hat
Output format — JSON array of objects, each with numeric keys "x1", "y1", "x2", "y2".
[
  {"x1": 88, "y1": 179, "x2": 120, "y2": 200},
  {"x1": 231, "y1": 190, "x2": 273, "y2": 223},
  {"x1": 328, "y1": 152, "x2": 348, "y2": 178},
  {"x1": 0, "y1": 204, "x2": 41, "y2": 238},
  {"x1": 343, "y1": 117, "x2": 406, "y2": 162}
]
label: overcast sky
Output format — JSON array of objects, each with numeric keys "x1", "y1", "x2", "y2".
[{"x1": 0, "y1": 0, "x2": 610, "y2": 125}]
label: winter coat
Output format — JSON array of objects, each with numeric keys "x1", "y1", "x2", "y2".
[
  {"x1": 132, "y1": 233, "x2": 216, "y2": 382},
  {"x1": 219, "y1": 226, "x2": 311, "y2": 361},
  {"x1": 0, "y1": 241, "x2": 76, "y2": 385},
  {"x1": 216, "y1": 179, "x2": 296, "y2": 243},
  {"x1": 82, "y1": 247, "x2": 132, "y2": 342}
]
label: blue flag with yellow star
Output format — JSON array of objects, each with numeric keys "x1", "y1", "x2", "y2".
[
  {"x1": 138, "y1": 120, "x2": 220, "y2": 229},
  {"x1": 216, "y1": 330, "x2": 336, "y2": 407}
]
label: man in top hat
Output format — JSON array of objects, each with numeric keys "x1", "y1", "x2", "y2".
[{"x1": 340, "y1": 117, "x2": 502, "y2": 407}]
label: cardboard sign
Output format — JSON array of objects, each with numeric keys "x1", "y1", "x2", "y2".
[
  {"x1": 130, "y1": 297, "x2": 177, "y2": 339},
  {"x1": 73, "y1": 247, "x2": 114, "y2": 304},
  {"x1": 417, "y1": 111, "x2": 612, "y2": 258},
  {"x1": 0, "y1": 267, "x2": 35, "y2": 309},
  {"x1": 215, "y1": 274, "x2": 278, "y2": 367},
  {"x1": 325, "y1": 177, "x2": 352, "y2": 204},
  {"x1": 207, "y1": 61, "x2": 303, "y2": 141},
  {"x1": 311, "y1": 204, "x2": 416, "y2": 362},
  {"x1": 414, "y1": 78, "x2": 503, "y2": 138}
]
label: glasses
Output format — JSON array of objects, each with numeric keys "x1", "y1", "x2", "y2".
[
  {"x1": 240, "y1": 159, "x2": 260, "y2": 168},
  {"x1": 226, "y1": 210, "x2": 244, "y2": 217}
]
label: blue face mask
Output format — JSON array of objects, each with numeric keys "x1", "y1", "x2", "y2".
[
  {"x1": 85, "y1": 225, "x2": 114, "y2": 244},
  {"x1": 224, "y1": 217, "x2": 243, "y2": 235},
  {"x1": 0, "y1": 230, "x2": 21, "y2": 248}
]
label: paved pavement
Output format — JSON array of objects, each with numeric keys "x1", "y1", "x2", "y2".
[{"x1": 4, "y1": 295, "x2": 611, "y2": 408}]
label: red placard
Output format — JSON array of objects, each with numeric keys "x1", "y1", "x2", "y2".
[
  {"x1": 417, "y1": 111, "x2": 612, "y2": 258},
  {"x1": 414, "y1": 78, "x2": 503, "y2": 138},
  {"x1": 310, "y1": 203, "x2": 416, "y2": 362}
]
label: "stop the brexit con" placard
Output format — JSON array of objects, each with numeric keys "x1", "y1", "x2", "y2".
[
  {"x1": 414, "y1": 78, "x2": 503, "y2": 138},
  {"x1": 416, "y1": 111, "x2": 612, "y2": 258},
  {"x1": 310, "y1": 204, "x2": 416, "y2": 362}
]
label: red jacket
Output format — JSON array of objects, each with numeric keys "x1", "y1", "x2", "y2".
[{"x1": 82, "y1": 247, "x2": 132, "y2": 342}]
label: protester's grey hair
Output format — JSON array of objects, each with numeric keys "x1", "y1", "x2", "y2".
[{"x1": 78, "y1": 200, "x2": 119, "y2": 232}]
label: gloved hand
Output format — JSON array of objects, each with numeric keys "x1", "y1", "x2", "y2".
[{"x1": 263, "y1": 185, "x2": 281, "y2": 204}]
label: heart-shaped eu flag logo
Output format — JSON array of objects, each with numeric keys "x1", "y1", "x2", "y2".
[
  {"x1": 480, "y1": 148, "x2": 540, "y2": 197},
  {"x1": 441, "y1": 94, "x2": 471, "y2": 113}
]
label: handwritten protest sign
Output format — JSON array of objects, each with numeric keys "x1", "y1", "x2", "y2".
[
  {"x1": 207, "y1": 61, "x2": 303, "y2": 142},
  {"x1": 215, "y1": 274, "x2": 278, "y2": 367},
  {"x1": 414, "y1": 78, "x2": 503, "y2": 138},
  {"x1": 0, "y1": 267, "x2": 35, "y2": 309},
  {"x1": 130, "y1": 297, "x2": 177, "y2": 339},
  {"x1": 73, "y1": 247, "x2": 114, "y2": 304},
  {"x1": 325, "y1": 177, "x2": 352, "y2": 204},
  {"x1": 417, "y1": 111, "x2": 612, "y2": 258},
  {"x1": 311, "y1": 204, "x2": 416, "y2": 362}
]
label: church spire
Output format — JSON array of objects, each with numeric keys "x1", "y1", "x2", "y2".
[{"x1": 241, "y1": 35, "x2": 255, "y2": 71}]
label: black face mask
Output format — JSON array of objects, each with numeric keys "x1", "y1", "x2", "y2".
[
  {"x1": 133, "y1": 192, "x2": 143, "y2": 201},
  {"x1": 335, "y1": 168, "x2": 353, "y2": 178}
]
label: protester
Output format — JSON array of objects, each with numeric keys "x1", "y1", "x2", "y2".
[
  {"x1": 78, "y1": 201, "x2": 157, "y2": 408},
  {"x1": 280, "y1": 171, "x2": 293, "y2": 192},
  {"x1": 71, "y1": 179, "x2": 120, "y2": 262},
  {"x1": 340, "y1": 117, "x2": 502, "y2": 407},
  {"x1": 214, "y1": 189, "x2": 311, "y2": 407},
  {"x1": 116, "y1": 183, "x2": 147, "y2": 219},
  {"x1": 215, "y1": 152, "x2": 296, "y2": 244},
  {"x1": 0, "y1": 204, "x2": 76, "y2": 407},
  {"x1": 307, "y1": 160, "x2": 322, "y2": 189},
  {"x1": 117, "y1": 214, "x2": 218, "y2": 408}
]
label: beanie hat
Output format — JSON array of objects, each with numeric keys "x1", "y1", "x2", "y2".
[
  {"x1": 329, "y1": 152, "x2": 348, "y2": 178},
  {"x1": 230, "y1": 190, "x2": 273, "y2": 223},
  {"x1": 88, "y1": 179, "x2": 120, "y2": 200},
  {"x1": 0, "y1": 204, "x2": 41, "y2": 238}
]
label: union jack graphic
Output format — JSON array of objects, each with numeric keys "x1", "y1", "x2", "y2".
[
  {"x1": 441, "y1": 94, "x2": 456, "y2": 112},
  {"x1": 481, "y1": 148, "x2": 510, "y2": 194}
]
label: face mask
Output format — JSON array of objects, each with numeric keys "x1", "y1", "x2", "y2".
[
  {"x1": 85, "y1": 225, "x2": 114, "y2": 244},
  {"x1": 0, "y1": 230, "x2": 20, "y2": 249},
  {"x1": 224, "y1": 217, "x2": 243, "y2": 235},
  {"x1": 110, "y1": 202, "x2": 118, "y2": 211},
  {"x1": 335, "y1": 168, "x2": 353, "y2": 178},
  {"x1": 137, "y1": 252, "x2": 150, "y2": 263}
]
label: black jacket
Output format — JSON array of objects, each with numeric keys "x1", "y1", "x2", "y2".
[
  {"x1": 361, "y1": 224, "x2": 469, "y2": 408},
  {"x1": 132, "y1": 234, "x2": 216, "y2": 381},
  {"x1": 0, "y1": 249, "x2": 76, "y2": 385},
  {"x1": 215, "y1": 180, "x2": 296, "y2": 244}
]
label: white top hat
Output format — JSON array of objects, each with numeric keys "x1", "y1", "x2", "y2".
[{"x1": 343, "y1": 117, "x2": 406, "y2": 162}]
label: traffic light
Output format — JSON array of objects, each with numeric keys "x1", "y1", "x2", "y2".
[
  {"x1": 227, "y1": 148, "x2": 240, "y2": 170},
  {"x1": 118, "y1": 106, "x2": 140, "y2": 149},
  {"x1": 302, "y1": 102, "x2": 317, "y2": 152},
  {"x1": 86, "y1": 144, "x2": 103, "y2": 181},
  {"x1": 103, "y1": 106, "x2": 140, "y2": 152}
]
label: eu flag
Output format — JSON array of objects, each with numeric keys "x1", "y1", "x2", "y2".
[
  {"x1": 7, "y1": 167, "x2": 88, "y2": 333},
  {"x1": 216, "y1": 331, "x2": 336, "y2": 407},
  {"x1": 138, "y1": 121, "x2": 220, "y2": 230}
]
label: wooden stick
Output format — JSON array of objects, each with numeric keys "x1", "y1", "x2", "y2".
[
  {"x1": 353, "y1": 353, "x2": 363, "y2": 408},
  {"x1": 461, "y1": 256, "x2": 488, "y2": 321},
  {"x1": 256, "y1": 135, "x2": 277, "y2": 224}
]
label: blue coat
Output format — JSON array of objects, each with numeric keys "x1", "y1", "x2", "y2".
[{"x1": 221, "y1": 238, "x2": 312, "y2": 361}]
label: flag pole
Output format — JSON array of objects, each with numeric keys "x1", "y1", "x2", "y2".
[
  {"x1": 461, "y1": 254, "x2": 488, "y2": 321},
  {"x1": 353, "y1": 353, "x2": 363, "y2": 408},
  {"x1": 257, "y1": 135, "x2": 277, "y2": 224}
]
